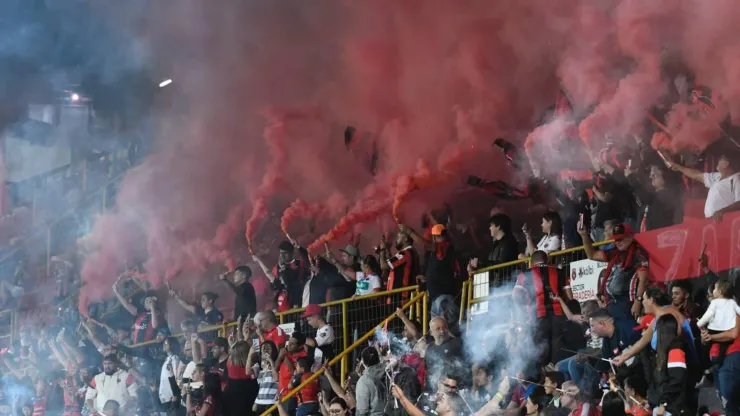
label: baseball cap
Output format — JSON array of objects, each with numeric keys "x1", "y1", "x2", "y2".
[
  {"x1": 612, "y1": 223, "x2": 634, "y2": 240},
  {"x1": 431, "y1": 224, "x2": 446, "y2": 236},
  {"x1": 633, "y1": 314, "x2": 655, "y2": 331},
  {"x1": 301, "y1": 304, "x2": 322, "y2": 319},
  {"x1": 340, "y1": 245, "x2": 359, "y2": 258}
]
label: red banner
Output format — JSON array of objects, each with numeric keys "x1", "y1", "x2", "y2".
[{"x1": 635, "y1": 211, "x2": 740, "y2": 282}]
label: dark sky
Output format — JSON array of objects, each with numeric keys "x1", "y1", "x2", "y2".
[{"x1": 0, "y1": 0, "x2": 154, "y2": 129}]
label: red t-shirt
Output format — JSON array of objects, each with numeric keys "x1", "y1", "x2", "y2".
[
  {"x1": 724, "y1": 331, "x2": 740, "y2": 355},
  {"x1": 295, "y1": 372, "x2": 319, "y2": 405},
  {"x1": 279, "y1": 349, "x2": 308, "y2": 391},
  {"x1": 264, "y1": 326, "x2": 288, "y2": 348},
  {"x1": 226, "y1": 362, "x2": 255, "y2": 380}
]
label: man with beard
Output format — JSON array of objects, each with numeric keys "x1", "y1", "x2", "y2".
[
  {"x1": 578, "y1": 222, "x2": 647, "y2": 325},
  {"x1": 84, "y1": 355, "x2": 138, "y2": 415}
]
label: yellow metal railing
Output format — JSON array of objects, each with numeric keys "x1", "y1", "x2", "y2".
[
  {"x1": 463, "y1": 240, "x2": 614, "y2": 326},
  {"x1": 259, "y1": 291, "x2": 427, "y2": 416},
  {"x1": 127, "y1": 285, "x2": 424, "y2": 383}
]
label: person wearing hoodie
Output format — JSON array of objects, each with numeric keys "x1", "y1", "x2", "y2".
[{"x1": 355, "y1": 347, "x2": 387, "y2": 416}]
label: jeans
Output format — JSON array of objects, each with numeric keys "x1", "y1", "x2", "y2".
[
  {"x1": 717, "y1": 352, "x2": 740, "y2": 416},
  {"x1": 556, "y1": 356, "x2": 599, "y2": 391},
  {"x1": 296, "y1": 402, "x2": 320, "y2": 416}
]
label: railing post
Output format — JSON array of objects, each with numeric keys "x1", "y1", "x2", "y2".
[
  {"x1": 341, "y1": 301, "x2": 348, "y2": 382},
  {"x1": 459, "y1": 281, "x2": 467, "y2": 325},
  {"x1": 422, "y1": 293, "x2": 428, "y2": 335}
]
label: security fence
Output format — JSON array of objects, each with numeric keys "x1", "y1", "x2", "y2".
[
  {"x1": 128, "y1": 285, "x2": 425, "y2": 383},
  {"x1": 464, "y1": 240, "x2": 614, "y2": 328}
]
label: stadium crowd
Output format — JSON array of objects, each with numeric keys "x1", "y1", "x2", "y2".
[{"x1": 1, "y1": 99, "x2": 740, "y2": 416}]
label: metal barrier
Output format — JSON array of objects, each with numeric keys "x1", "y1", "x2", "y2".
[
  {"x1": 259, "y1": 291, "x2": 427, "y2": 416},
  {"x1": 464, "y1": 240, "x2": 614, "y2": 327},
  {"x1": 127, "y1": 286, "x2": 425, "y2": 382},
  {"x1": 275, "y1": 286, "x2": 421, "y2": 381}
]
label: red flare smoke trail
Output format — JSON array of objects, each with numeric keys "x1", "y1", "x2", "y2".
[
  {"x1": 281, "y1": 199, "x2": 316, "y2": 235},
  {"x1": 244, "y1": 119, "x2": 290, "y2": 246}
]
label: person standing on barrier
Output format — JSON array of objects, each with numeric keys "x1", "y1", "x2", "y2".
[
  {"x1": 515, "y1": 250, "x2": 571, "y2": 367},
  {"x1": 380, "y1": 229, "x2": 421, "y2": 311},
  {"x1": 578, "y1": 221, "x2": 647, "y2": 325},
  {"x1": 253, "y1": 240, "x2": 309, "y2": 312},
  {"x1": 220, "y1": 265, "x2": 257, "y2": 320},
  {"x1": 399, "y1": 223, "x2": 462, "y2": 319}
]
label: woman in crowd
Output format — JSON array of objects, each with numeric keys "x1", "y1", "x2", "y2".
[
  {"x1": 186, "y1": 373, "x2": 222, "y2": 416},
  {"x1": 653, "y1": 314, "x2": 689, "y2": 416},
  {"x1": 523, "y1": 211, "x2": 563, "y2": 257},
  {"x1": 320, "y1": 396, "x2": 352, "y2": 416},
  {"x1": 255, "y1": 341, "x2": 280, "y2": 415},
  {"x1": 223, "y1": 341, "x2": 259, "y2": 416}
]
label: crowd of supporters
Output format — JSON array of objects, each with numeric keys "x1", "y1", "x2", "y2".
[{"x1": 1, "y1": 109, "x2": 740, "y2": 416}]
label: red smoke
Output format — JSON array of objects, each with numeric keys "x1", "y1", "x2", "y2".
[{"x1": 79, "y1": 0, "x2": 740, "y2": 313}]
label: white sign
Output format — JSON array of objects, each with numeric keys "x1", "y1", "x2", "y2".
[
  {"x1": 569, "y1": 259, "x2": 607, "y2": 301},
  {"x1": 279, "y1": 322, "x2": 296, "y2": 339}
]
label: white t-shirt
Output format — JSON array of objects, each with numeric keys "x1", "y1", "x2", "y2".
[
  {"x1": 536, "y1": 235, "x2": 562, "y2": 253},
  {"x1": 355, "y1": 272, "x2": 382, "y2": 296},
  {"x1": 182, "y1": 361, "x2": 197, "y2": 381},
  {"x1": 703, "y1": 172, "x2": 740, "y2": 217},
  {"x1": 159, "y1": 354, "x2": 181, "y2": 403},
  {"x1": 697, "y1": 298, "x2": 740, "y2": 331},
  {"x1": 315, "y1": 324, "x2": 335, "y2": 347}
]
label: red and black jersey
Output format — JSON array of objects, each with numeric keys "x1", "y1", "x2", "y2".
[
  {"x1": 31, "y1": 393, "x2": 47, "y2": 416},
  {"x1": 598, "y1": 243, "x2": 649, "y2": 302},
  {"x1": 271, "y1": 256, "x2": 308, "y2": 309},
  {"x1": 133, "y1": 311, "x2": 156, "y2": 344},
  {"x1": 386, "y1": 246, "x2": 420, "y2": 296},
  {"x1": 515, "y1": 265, "x2": 567, "y2": 318}
]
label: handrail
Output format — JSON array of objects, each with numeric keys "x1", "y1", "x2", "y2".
[
  {"x1": 259, "y1": 291, "x2": 427, "y2": 416},
  {"x1": 127, "y1": 285, "x2": 421, "y2": 349},
  {"x1": 470, "y1": 239, "x2": 614, "y2": 275}
]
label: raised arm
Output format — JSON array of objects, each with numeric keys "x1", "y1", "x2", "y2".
[
  {"x1": 577, "y1": 221, "x2": 607, "y2": 262},
  {"x1": 400, "y1": 224, "x2": 431, "y2": 252},
  {"x1": 668, "y1": 162, "x2": 705, "y2": 183},
  {"x1": 395, "y1": 308, "x2": 421, "y2": 341},
  {"x1": 80, "y1": 320, "x2": 106, "y2": 351},
  {"x1": 252, "y1": 253, "x2": 277, "y2": 283},
  {"x1": 190, "y1": 333, "x2": 203, "y2": 364},
  {"x1": 167, "y1": 283, "x2": 197, "y2": 314},
  {"x1": 112, "y1": 274, "x2": 138, "y2": 316}
]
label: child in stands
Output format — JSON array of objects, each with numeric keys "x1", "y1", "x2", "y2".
[{"x1": 697, "y1": 280, "x2": 740, "y2": 374}]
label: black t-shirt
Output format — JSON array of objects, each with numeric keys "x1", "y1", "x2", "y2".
[
  {"x1": 424, "y1": 337, "x2": 465, "y2": 386},
  {"x1": 234, "y1": 282, "x2": 257, "y2": 319},
  {"x1": 425, "y1": 242, "x2": 460, "y2": 301},
  {"x1": 196, "y1": 306, "x2": 224, "y2": 325},
  {"x1": 208, "y1": 357, "x2": 229, "y2": 381}
]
